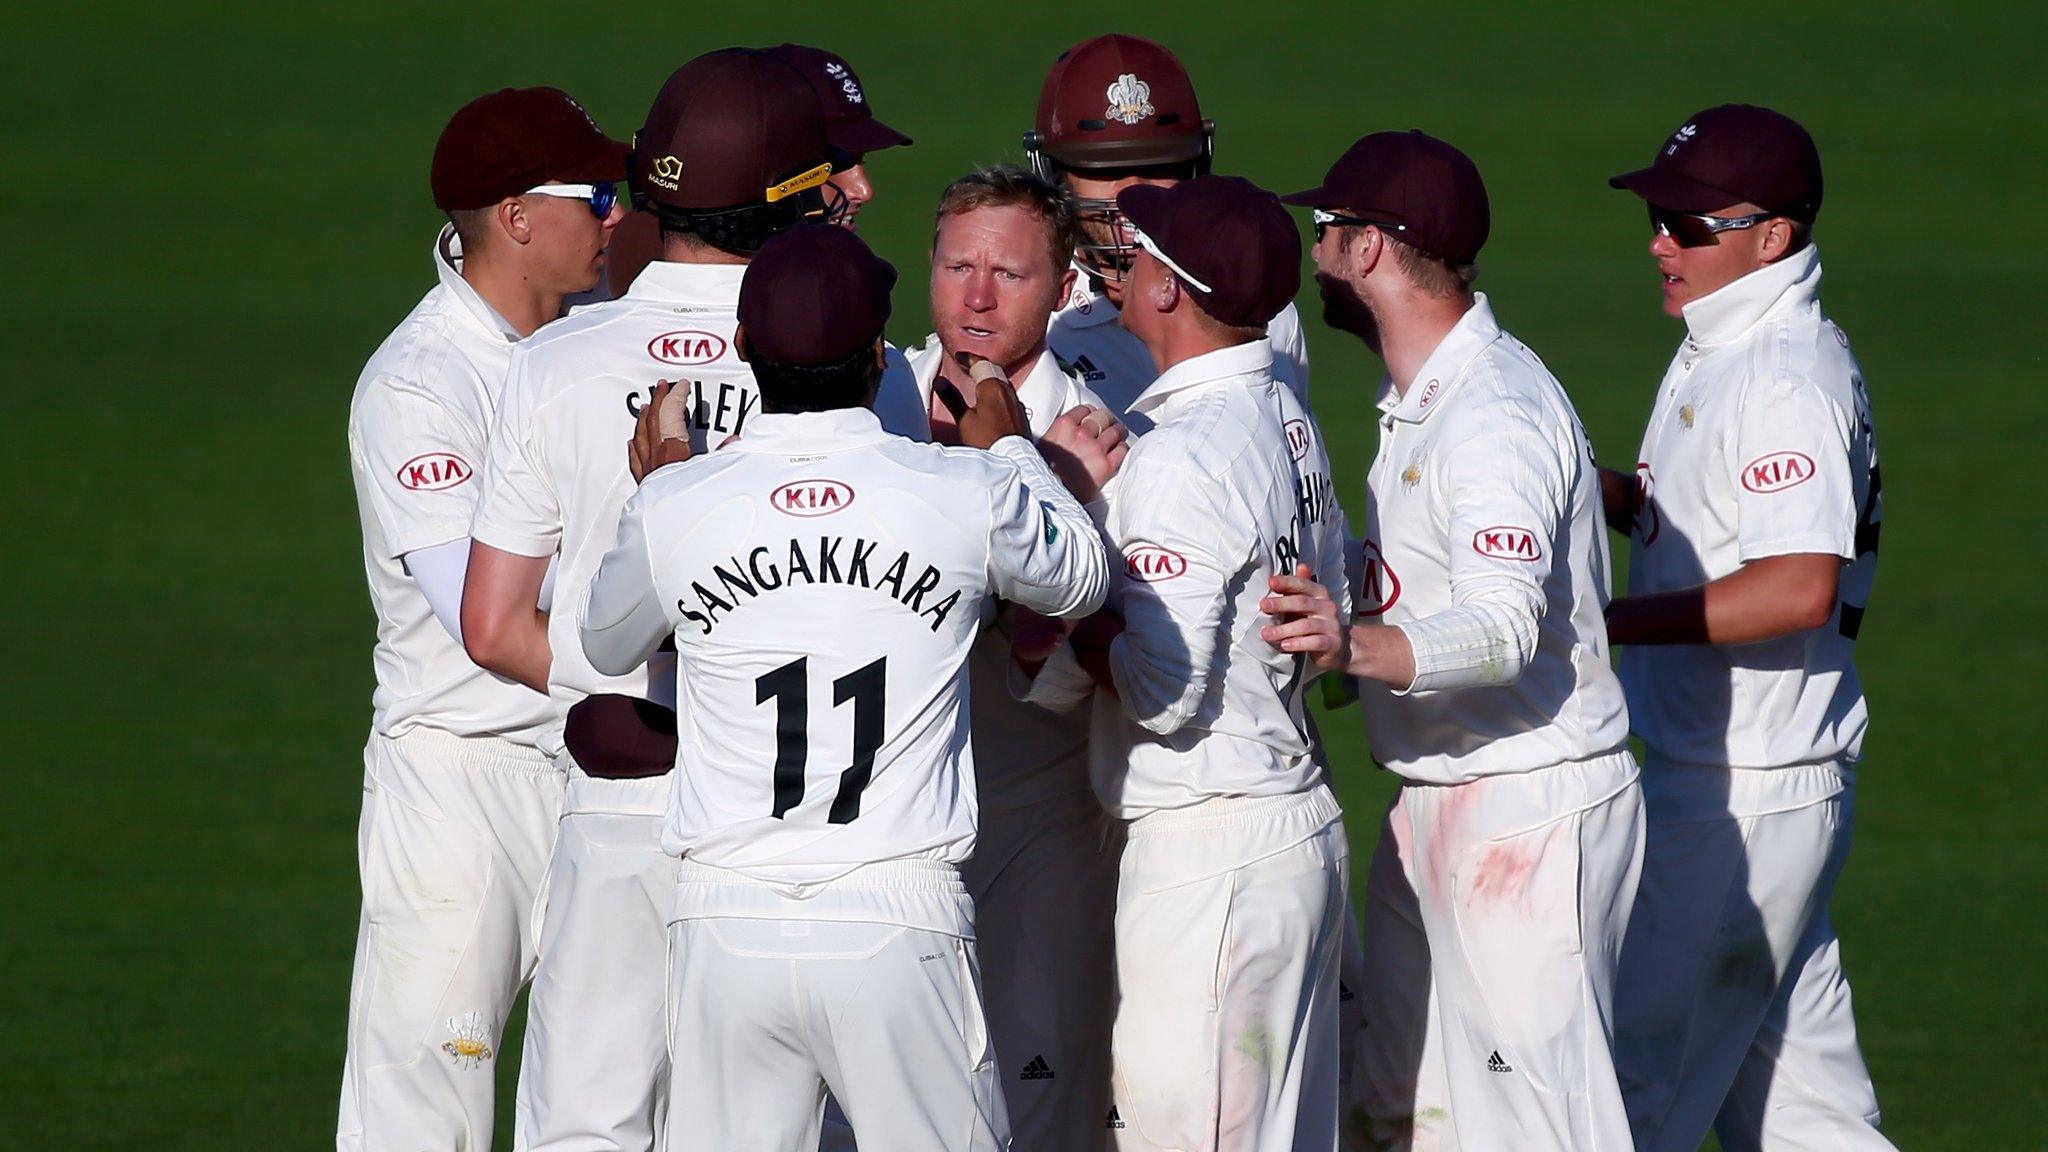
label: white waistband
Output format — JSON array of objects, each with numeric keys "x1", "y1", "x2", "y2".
[{"x1": 377, "y1": 727, "x2": 558, "y2": 777}]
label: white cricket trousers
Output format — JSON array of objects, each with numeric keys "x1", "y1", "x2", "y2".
[
  {"x1": 663, "y1": 859, "x2": 1009, "y2": 1152},
  {"x1": 1108, "y1": 785, "x2": 1350, "y2": 1152},
  {"x1": 512, "y1": 771, "x2": 674, "y2": 1152},
  {"x1": 964, "y1": 787, "x2": 1122, "y2": 1152},
  {"x1": 1615, "y1": 760, "x2": 1895, "y2": 1152},
  {"x1": 338, "y1": 728, "x2": 563, "y2": 1152},
  {"x1": 1355, "y1": 750, "x2": 1644, "y2": 1152}
]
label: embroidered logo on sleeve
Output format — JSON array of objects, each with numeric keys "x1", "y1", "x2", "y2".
[
  {"x1": 1124, "y1": 546, "x2": 1187, "y2": 582},
  {"x1": 1284, "y1": 418, "x2": 1311, "y2": 462},
  {"x1": 1741, "y1": 451, "x2": 1816, "y2": 494},
  {"x1": 1357, "y1": 539, "x2": 1402, "y2": 617},
  {"x1": 1472, "y1": 526, "x2": 1542, "y2": 561},
  {"x1": 396, "y1": 452, "x2": 472, "y2": 492}
]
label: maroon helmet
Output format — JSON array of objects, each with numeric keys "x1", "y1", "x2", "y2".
[{"x1": 1023, "y1": 34, "x2": 1215, "y2": 281}]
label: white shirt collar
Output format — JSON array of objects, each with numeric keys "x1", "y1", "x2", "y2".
[
  {"x1": 1377, "y1": 293, "x2": 1502, "y2": 424},
  {"x1": 1127, "y1": 337, "x2": 1274, "y2": 418},
  {"x1": 433, "y1": 225, "x2": 523, "y2": 343},
  {"x1": 1058, "y1": 266, "x2": 1124, "y2": 330},
  {"x1": 624, "y1": 259, "x2": 750, "y2": 306},
  {"x1": 911, "y1": 342, "x2": 1070, "y2": 420},
  {"x1": 1680, "y1": 244, "x2": 1822, "y2": 348},
  {"x1": 729, "y1": 406, "x2": 893, "y2": 454}
]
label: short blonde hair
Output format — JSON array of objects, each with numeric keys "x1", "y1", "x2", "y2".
[{"x1": 933, "y1": 166, "x2": 1079, "y2": 275}]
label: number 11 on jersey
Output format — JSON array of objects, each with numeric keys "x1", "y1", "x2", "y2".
[{"x1": 755, "y1": 656, "x2": 887, "y2": 824}]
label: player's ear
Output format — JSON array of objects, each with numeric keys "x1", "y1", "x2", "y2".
[
  {"x1": 499, "y1": 197, "x2": 531, "y2": 246},
  {"x1": 734, "y1": 325, "x2": 751, "y2": 363},
  {"x1": 1058, "y1": 263, "x2": 1077, "y2": 304}
]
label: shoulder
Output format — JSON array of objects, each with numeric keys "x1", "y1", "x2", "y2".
[{"x1": 516, "y1": 298, "x2": 644, "y2": 368}]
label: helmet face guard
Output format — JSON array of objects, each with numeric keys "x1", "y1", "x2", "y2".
[{"x1": 1024, "y1": 126, "x2": 1214, "y2": 284}]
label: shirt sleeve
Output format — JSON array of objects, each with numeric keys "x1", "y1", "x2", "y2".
[
  {"x1": 1396, "y1": 423, "x2": 1561, "y2": 694},
  {"x1": 350, "y1": 377, "x2": 485, "y2": 560},
  {"x1": 1731, "y1": 372, "x2": 1857, "y2": 562},
  {"x1": 1106, "y1": 455, "x2": 1246, "y2": 735},
  {"x1": 578, "y1": 487, "x2": 671, "y2": 677},
  {"x1": 983, "y1": 437, "x2": 1109, "y2": 620},
  {"x1": 470, "y1": 351, "x2": 562, "y2": 558}
]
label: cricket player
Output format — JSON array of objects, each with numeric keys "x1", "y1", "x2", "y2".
[
  {"x1": 1602, "y1": 104, "x2": 1895, "y2": 1152},
  {"x1": 576, "y1": 223, "x2": 1114, "y2": 1152},
  {"x1": 461, "y1": 49, "x2": 923, "y2": 1152},
  {"x1": 339, "y1": 86, "x2": 625, "y2": 1152},
  {"x1": 902, "y1": 165, "x2": 1130, "y2": 1150},
  {"x1": 1266, "y1": 130, "x2": 1643, "y2": 1152},
  {"x1": 603, "y1": 42, "x2": 910, "y2": 299},
  {"x1": 1035, "y1": 175, "x2": 1354, "y2": 1151},
  {"x1": 1027, "y1": 33, "x2": 1312, "y2": 431}
]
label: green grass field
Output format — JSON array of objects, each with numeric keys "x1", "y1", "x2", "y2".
[{"x1": 3, "y1": 2, "x2": 2042, "y2": 1146}]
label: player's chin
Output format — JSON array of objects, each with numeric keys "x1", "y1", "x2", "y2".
[{"x1": 945, "y1": 323, "x2": 1015, "y2": 360}]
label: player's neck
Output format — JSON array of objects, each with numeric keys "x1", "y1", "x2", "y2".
[
  {"x1": 660, "y1": 235, "x2": 751, "y2": 266},
  {"x1": 1381, "y1": 291, "x2": 1473, "y2": 396},
  {"x1": 1145, "y1": 321, "x2": 1243, "y2": 378},
  {"x1": 460, "y1": 253, "x2": 562, "y2": 340}
]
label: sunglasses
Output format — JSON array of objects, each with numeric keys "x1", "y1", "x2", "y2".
[
  {"x1": 1312, "y1": 208, "x2": 1407, "y2": 243},
  {"x1": 523, "y1": 181, "x2": 618, "y2": 218},
  {"x1": 1647, "y1": 205, "x2": 1774, "y2": 248}
]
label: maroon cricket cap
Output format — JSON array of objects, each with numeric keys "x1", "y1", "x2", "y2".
[
  {"x1": 1610, "y1": 104, "x2": 1822, "y2": 221},
  {"x1": 634, "y1": 49, "x2": 833, "y2": 212},
  {"x1": 738, "y1": 225, "x2": 897, "y2": 366},
  {"x1": 430, "y1": 87, "x2": 629, "y2": 211},
  {"x1": 764, "y1": 43, "x2": 912, "y2": 156},
  {"x1": 1282, "y1": 130, "x2": 1490, "y2": 264},
  {"x1": 1034, "y1": 34, "x2": 1209, "y2": 169},
  {"x1": 1117, "y1": 175, "x2": 1300, "y2": 328}
]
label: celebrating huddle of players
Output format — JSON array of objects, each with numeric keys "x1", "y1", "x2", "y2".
[{"x1": 342, "y1": 32, "x2": 1892, "y2": 1152}]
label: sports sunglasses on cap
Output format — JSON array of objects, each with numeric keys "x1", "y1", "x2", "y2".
[
  {"x1": 523, "y1": 181, "x2": 619, "y2": 218},
  {"x1": 1312, "y1": 208, "x2": 1407, "y2": 243},
  {"x1": 1647, "y1": 204, "x2": 1775, "y2": 248}
]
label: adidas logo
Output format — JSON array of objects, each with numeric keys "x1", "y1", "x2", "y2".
[
  {"x1": 1019, "y1": 1054, "x2": 1056, "y2": 1081},
  {"x1": 1487, "y1": 1050, "x2": 1514, "y2": 1074},
  {"x1": 1105, "y1": 1105, "x2": 1126, "y2": 1129},
  {"x1": 1072, "y1": 354, "x2": 1106, "y2": 382},
  {"x1": 1339, "y1": 981, "x2": 1356, "y2": 1003}
]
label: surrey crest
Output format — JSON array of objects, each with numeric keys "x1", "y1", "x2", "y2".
[{"x1": 1104, "y1": 73, "x2": 1155, "y2": 125}]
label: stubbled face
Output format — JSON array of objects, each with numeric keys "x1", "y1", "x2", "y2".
[
  {"x1": 1118, "y1": 248, "x2": 1170, "y2": 356},
  {"x1": 830, "y1": 161, "x2": 873, "y2": 229},
  {"x1": 1650, "y1": 200, "x2": 1777, "y2": 317},
  {"x1": 1308, "y1": 218, "x2": 1379, "y2": 347},
  {"x1": 522, "y1": 184, "x2": 625, "y2": 293},
  {"x1": 930, "y1": 204, "x2": 1069, "y2": 378},
  {"x1": 1062, "y1": 167, "x2": 1182, "y2": 306}
]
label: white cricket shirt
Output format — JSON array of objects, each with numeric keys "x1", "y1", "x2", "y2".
[
  {"x1": 904, "y1": 341, "x2": 1109, "y2": 807},
  {"x1": 1621, "y1": 247, "x2": 1880, "y2": 769},
  {"x1": 1086, "y1": 338, "x2": 1352, "y2": 817},
  {"x1": 470, "y1": 258, "x2": 931, "y2": 763},
  {"x1": 577, "y1": 409, "x2": 1107, "y2": 925},
  {"x1": 347, "y1": 226, "x2": 554, "y2": 746},
  {"x1": 1356, "y1": 295, "x2": 1631, "y2": 785},
  {"x1": 1047, "y1": 272, "x2": 1313, "y2": 432}
]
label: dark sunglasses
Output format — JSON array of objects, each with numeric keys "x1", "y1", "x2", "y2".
[
  {"x1": 523, "y1": 181, "x2": 618, "y2": 219},
  {"x1": 1312, "y1": 208, "x2": 1408, "y2": 243},
  {"x1": 1648, "y1": 204, "x2": 1774, "y2": 248}
]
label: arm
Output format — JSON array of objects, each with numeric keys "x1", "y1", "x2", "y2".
[
  {"x1": 1090, "y1": 460, "x2": 1239, "y2": 731},
  {"x1": 1605, "y1": 552, "x2": 1840, "y2": 645},
  {"x1": 461, "y1": 542, "x2": 552, "y2": 691},
  {"x1": 983, "y1": 436, "x2": 1109, "y2": 620},
  {"x1": 1599, "y1": 465, "x2": 1638, "y2": 534},
  {"x1": 1609, "y1": 373, "x2": 1858, "y2": 647},
  {"x1": 579, "y1": 490, "x2": 672, "y2": 676}
]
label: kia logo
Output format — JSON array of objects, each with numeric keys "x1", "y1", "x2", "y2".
[
  {"x1": 397, "y1": 452, "x2": 472, "y2": 492},
  {"x1": 1124, "y1": 546, "x2": 1188, "y2": 582},
  {"x1": 1741, "y1": 450, "x2": 1816, "y2": 494},
  {"x1": 1357, "y1": 539, "x2": 1401, "y2": 617},
  {"x1": 1473, "y1": 526, "x2": 1542, "y2": 562},
  {"x1": 770, "y1": 479, "x2": 854, "y2": 517},
  {"x1": 1284, "y1": 418, "x2": 1311, "y2": 462},
  {"x1": 648, "y1": 330, "x2": 727, "y2": 366}
]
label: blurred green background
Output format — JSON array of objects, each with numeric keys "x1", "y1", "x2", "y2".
[{"x1": 3, "y1": 2, "x2": 2041, "y2": 1147}]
